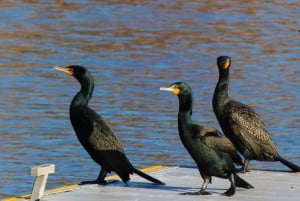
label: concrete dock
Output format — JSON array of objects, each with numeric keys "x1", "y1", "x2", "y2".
[{"x1": 3, "y1": 165, "x2": 300, "y2": 201}]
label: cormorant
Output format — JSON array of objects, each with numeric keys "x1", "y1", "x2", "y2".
[
  {"x1": 54, "y1": 65, "x2": 164, "y2": 185},
  {"x1": 212, "y1": 56, "x2": 300, "y2": 172},
  {"x1": 160, "y1": 82, "x2": 253, "y2": 196}
]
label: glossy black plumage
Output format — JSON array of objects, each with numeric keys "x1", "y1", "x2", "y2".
[
  {"x1": 160, "y1": 82, "x2": 253, "y2": 196},
  {"x1": 213, "y1": 56, "x2": 300, "y2": 172},
  {"x1": 54, "y1": 65, "x2": 164, "y2": 185}
]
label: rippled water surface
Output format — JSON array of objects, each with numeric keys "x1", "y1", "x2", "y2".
[{"x1": 0, "y1": 0, "x2": 299, "y2": 199}]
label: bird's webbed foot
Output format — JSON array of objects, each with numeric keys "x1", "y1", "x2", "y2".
[
  {"x1": 181, "y1": 175, "x2": 212, "y2": 195},
  {"x1": 80, "y1": 179, "x2": 107, "y2": 185},
  {"x1": 240, "y1": 167, "x2": 250, "y2": 173},
  {"x1": 222, "y1": 187, "x2": 235, "y2": 196},
  {"x1": 180, "y1": 190, "x2": 211, "y2": 195},
  {"x1": 81, "y1": 179, "x2": 118, "y2": 185},
  {"x1": 235, "y1": 167, "x2": 245, "y2": 173},
  {"x1": 222, "y1": 174, "x2": 235, "y2": 196},
  {"x1": 80, "y1": 168, "x2": 115, "y2": 185}
]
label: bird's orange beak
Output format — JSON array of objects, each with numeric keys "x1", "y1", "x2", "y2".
[{"x1": 54, "y1": 66, "x2": 74, "y2": 76}]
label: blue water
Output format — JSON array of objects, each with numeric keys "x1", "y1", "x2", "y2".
[{"x1": 0, "y1": 1, "x2": 299, "y2": 199}]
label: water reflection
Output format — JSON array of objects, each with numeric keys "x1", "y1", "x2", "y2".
[{"x1": 0, "y1": 0, "x2": 299, "y2": 199}]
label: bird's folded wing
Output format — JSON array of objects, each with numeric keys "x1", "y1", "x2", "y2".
[
  {"x1": 89, "y1": 114, "x2": 125, "y2": 152},
  {"x1": 227, "y1": 102, "x2": 278, "y2": 158}
]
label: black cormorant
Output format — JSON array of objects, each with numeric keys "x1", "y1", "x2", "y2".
[
  {"x1": 54, "y1": 65, "x2": 164, "y2": 185},
  {"x1": 160, "y1": 82, "x2": 253, "y2": 196},
  {"x1": 212, "y1": 56, "x2": 300, "y2": 172}
]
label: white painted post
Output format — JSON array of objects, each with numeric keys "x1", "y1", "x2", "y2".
[{"x1": 30, "y1": 164, "x2": 55, "y2": 201}]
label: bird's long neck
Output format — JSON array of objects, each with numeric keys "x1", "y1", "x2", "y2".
[
  {"x1": 71, "y1": 79, "x2": 94, "y2": 109},
  {"x1": 213, "y1": 69, "x2": 230, "y2": 114},
  {"x1": 177, "y1": 93, "x2": 193, "y2": 135}
]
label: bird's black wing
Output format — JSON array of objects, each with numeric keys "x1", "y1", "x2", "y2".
[
  {"x1": 78, "y1": 107, "x2": 135, "y2": 182},
  {"x1": 191, "y1": 124, "x2": 243, "y2": 166},
  {"x1": 192, "y1": 124, "x2": 235, "y2": 153},
  {"x1": 86, "y1": 108, "x2": 164, "y2": 184},
  {"x1": 88, "y1": 110, "x2": 125, "y2": 153},
  {"x1": 226, "y1": 100, "x2": 278, "y2": 157}
]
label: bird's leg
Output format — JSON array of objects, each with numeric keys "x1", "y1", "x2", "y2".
[
  {"x1": 81, "y1": 168, "x2": 108, "y2": 185},
  {"x1": 96, "y1": 168, "x2": 108, "y2": 184},
  {"x1": 199, "y1": 176, "x2": 211, "y2": 195},
  {"x1": 180, "y1": 176, "x2": 211, "y2": 195},
  {"x1": 97, "y1": 168, "x2": 120, "y2": 185},
  {"x1": 242, "y1": 159, "x2": 250, "y2": 173},
  {"x1": 222, "y1": 174, "x2": 235, "y2": 196}
]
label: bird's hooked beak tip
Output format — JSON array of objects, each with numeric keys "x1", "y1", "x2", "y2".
[
  {"x1": 159, "y1": 87, "x2": 173, "y2": 91},
  {"x1": 53, "y1": 66, "x2": 64, "y2": 71}
]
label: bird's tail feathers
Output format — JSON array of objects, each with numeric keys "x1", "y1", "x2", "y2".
[
  {"x1": 277, "y1": 156, "x2": 300, "y2": 172},
  {"x1": 234, "y1": 174, "x2": 254, "y2": 189},
  {"x1": 133, "y1": 168, "x2": 165, "y2": 185}
]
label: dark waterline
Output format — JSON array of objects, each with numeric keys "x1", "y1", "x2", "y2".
[{"x1": 0, "y1": 1, "x2": 299, "y2": 199}]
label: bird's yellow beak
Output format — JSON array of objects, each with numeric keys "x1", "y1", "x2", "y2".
[
  {"x1": 54, "y1": 66, "x2": 74, "y2": 76},
  {"x1": 160, "y1": 86, "x2": 180, "y2": 95}
]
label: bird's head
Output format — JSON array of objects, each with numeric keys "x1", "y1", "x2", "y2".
[
  {"x1": 217, "y1": 56, "x2": 231, "y2": 70},
  {"x1": 54, "y1": 65, "x2": 92, "y2": 83},
  {"x1": 160, "y1": 82, "x2": 192, "y2": 96}
]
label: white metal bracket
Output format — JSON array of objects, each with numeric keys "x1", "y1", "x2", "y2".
[{"x1": 30, "y1": 164, "x2": 55, "y2": 201}]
